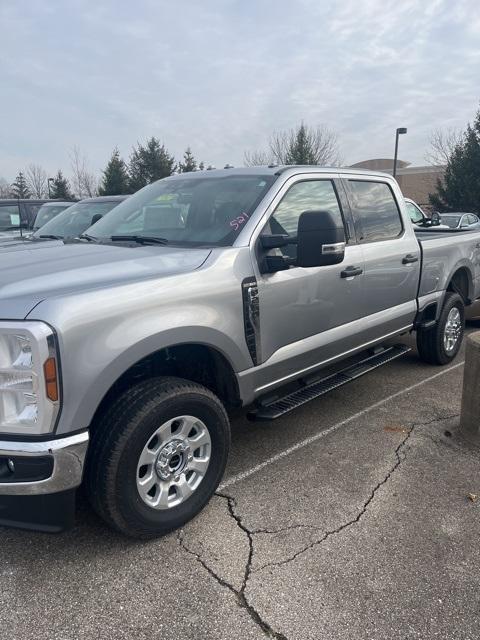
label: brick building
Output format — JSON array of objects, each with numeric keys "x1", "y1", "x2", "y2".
[{"x1": 349, "y1": 158, "x2": 445, "y2": 210}]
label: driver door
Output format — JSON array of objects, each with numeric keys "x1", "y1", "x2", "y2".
[{"x1": 253, "y1": 174, "x2": 365, "y2": 390}]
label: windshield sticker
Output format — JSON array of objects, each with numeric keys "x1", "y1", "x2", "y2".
[{"x1": 230, "y1": 212, "x2": 249, "y2": 231}]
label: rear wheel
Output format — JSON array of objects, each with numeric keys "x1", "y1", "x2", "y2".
[
  {"x1": 85, "y1": 377, "x2": 230, "y2": 538},
  {"x1": 417, "y1": 292, "x2": 465, "y2": 365}
]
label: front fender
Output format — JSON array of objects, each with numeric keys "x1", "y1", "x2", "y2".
[{"x1": 55, "y1": 326, "x2": 248, "y2": 435}]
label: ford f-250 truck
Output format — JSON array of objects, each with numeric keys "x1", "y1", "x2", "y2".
[{"x1": 1, "y1": 166, "x2": 479, "y2": 538}]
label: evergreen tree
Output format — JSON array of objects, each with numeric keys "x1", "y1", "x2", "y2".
[
  {"x1": 430, "y1": 106, "x2": 480, "y2": 214},
  {"x1": 128, "y1": 137, "x2": 176, "y2": 192},
  {"x1": 179, "y1": 147, "x2": 197, "y2": 173},
  {"x1": 98, "y1": 148, "x2": 129, "y2": 195},
  {"x1": 50, "y1": 170, "x2": 74, "y2": 200},
  {"x1": 245, "y1": 122, "x2": 340, "y2": 166},
  {"x1": 10, "y1": 172, "x2": 31, "y2": 198},
  {"x1": 198, "y1": 161, "x2": 205, "y2": 171},
  {"x1": 284, "y1": 123, "x2": 318, "y2": 165}
]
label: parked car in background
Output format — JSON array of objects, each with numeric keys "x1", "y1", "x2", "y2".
[
  {"x1": 0, "y1": 199, "x2": 52, "y2": 231},
  {"x1": 32, "y1": 201, "x2": 72, "y2": 231},
  {"x1": 33, "y1": 195, "x2": 129, "y2": 240},
  {"x1": 440, "y1": 212, "x2": 480, "y2": 231},
  {"x1": 404, "y1": 198, "x2": 450, "y2": 230}
]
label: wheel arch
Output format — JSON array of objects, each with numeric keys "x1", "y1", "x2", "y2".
[
  {"x1": 446, "y1": 265, "x2": 473, "y2": 305},
  {"x1": 87, "y1": 342, "x2": 241, "y2": 435}
]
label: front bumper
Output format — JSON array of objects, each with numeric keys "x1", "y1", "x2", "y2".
[{"x1": 0, "y1": 432, "x2": 88, "y2": 532}]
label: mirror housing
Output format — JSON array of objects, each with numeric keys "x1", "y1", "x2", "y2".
[
  {"x1": 430, "y1": 211, "x2": 442, "y2": 226},
  {"x1": 260, "y1": 234, "x2": 291, "y2": 250},
  {"x1": 297, "y1": 210, "x2": 346, "y2": 268}
]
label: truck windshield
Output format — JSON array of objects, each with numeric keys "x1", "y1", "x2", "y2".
[
  {"x1": 88, "y1": 175, "x2": 276, "y2": 246},
  {"x1": 33, "y1": 201, "x2": 122, "y2": 239},
  {"x1": 33, "y1": 204, "x2": 71, "y2": 230}
]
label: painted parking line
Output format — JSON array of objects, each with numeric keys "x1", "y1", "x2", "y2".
[{"x1": 219, "y1": 360, "x2": 465, "y2": 491}]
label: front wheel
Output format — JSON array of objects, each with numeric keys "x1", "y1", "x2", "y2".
[
  {"x1": 85, "y1": 377, "x2": 230, "y2": 538},
  {"x1": 417, "y1": 292, "x2": 465, "y2": 365}
]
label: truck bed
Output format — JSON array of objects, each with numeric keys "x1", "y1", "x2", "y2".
[{"x1": 415, "y1": 227, "x2": 480, "y2": 301}]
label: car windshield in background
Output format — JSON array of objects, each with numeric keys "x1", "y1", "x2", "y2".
[
  {"x1": 441, "y1": 215, "x2": 461, "y2": 228},
  {"x1": 89, "y1": 175, "x2": 276, "y2": 247},
  {"x1": 405, "y1": 202, "x2": 424, "y2": 224},
  {"x1": 34, "y1": 201, "x2": 122, "y2": 239},
  {"x1": 33, "y1": 204, "x2": 72, "y2": 230}
]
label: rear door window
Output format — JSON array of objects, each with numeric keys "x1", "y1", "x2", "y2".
[{"x1": 348, "y1": 180, "x2": 403, "y2": 243}]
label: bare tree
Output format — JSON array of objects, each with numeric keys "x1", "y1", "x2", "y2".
[
  {"x1": 244, "y1": 149, "x2": 274, "y2": 167},
  {"x1": 245, "y1": 123, "x2": 342, "y2": 167},
  {"x1": 25, "y1": 164, "x2": 48, "y2": 198},
  {"x1": 425, "y1": 127, "x2": 463, "y2": 166},
  {"x1": 0, "y1": 177, "x2": 11, "y2": 197},
  {"x1": 70, "y1": 146, "x2": 98, "y2": 198}
]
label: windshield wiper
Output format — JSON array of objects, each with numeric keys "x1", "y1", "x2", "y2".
[
  {"x1": 77, "y1": 233, "x2": 98, "y2": 242},
  {"x1": 39, "y1": 234, "x2": 63, "y2": 240},
  {"x1": 110, "y1": 235, "x2": 169, "y2": 245}
]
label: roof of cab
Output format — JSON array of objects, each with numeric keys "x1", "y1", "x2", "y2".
[
  {"x1": 164, "y1": 165, "x2": 394, "y2": 180},
  {"x1": 77, "y1": 195, "x2": 129, "y2": 203},
  {"x1": 39, "y1": 201, "x2": 72, "y2": 207}
]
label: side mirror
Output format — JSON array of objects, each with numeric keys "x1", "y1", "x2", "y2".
[
  {"x1": 430, "y1": 211, "x2": 441, "y2": 226},
  {"x1": 91, "y1": 213, "x2": 103, "y2": 225},
  {"x1": 297, "y1": 210, "x2": 345, "y2": 268}
]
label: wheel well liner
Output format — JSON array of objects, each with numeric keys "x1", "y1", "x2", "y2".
[
  {"x1": 91, "y1": 343, "x2": 241, "y2": 429},
  {"x1": 447, "y1": 267, "x2": 472, "y2": 305}
]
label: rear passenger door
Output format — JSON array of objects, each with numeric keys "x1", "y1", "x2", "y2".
[{"x1": 345, "y1": 178, "x2": 420, "y2": 333}]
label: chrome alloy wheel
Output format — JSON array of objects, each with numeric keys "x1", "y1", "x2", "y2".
[
  {"x1": 443, "y1": 307, "x2": 462, "y2": 353},
  {"x1": 136, "y1": 415, "x2": 212, "y2": 510}
]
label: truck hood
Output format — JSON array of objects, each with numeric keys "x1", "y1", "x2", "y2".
[{"x1": 0, "y1": 242, "x2": 211, "y2": 319}]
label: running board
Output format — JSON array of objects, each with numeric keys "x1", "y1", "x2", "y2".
[{"x1": 248, "y1": 344, "x2": 411, "y2": 421}]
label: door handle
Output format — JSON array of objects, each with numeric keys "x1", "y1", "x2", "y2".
[
  {"x1": 340, "y1": 266, "x2": 363, "y2": 278},
  {"x1": 402, "y1": 254, "x2": 419, "y2": 264}
]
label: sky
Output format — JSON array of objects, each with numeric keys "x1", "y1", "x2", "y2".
[{"x1": 1, "y1": 0, "x2": 479, "y2": 182}]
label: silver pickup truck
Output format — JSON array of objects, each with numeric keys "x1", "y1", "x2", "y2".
[{"x1": 1, "y1": 166, "x2": 479, "y2": 538}]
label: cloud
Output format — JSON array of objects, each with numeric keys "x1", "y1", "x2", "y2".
[{"x1": 0, "y1": 0, "x2": 478, "y2": 180}]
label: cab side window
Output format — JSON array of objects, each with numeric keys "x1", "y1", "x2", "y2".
[
  {"x1": 264, "y1": 180, "x2": 344, "y2": 258},
  {"x1": 348, "y1": 181, "x2": 403, "y2": 243}
]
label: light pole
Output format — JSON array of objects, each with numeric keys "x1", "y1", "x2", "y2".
[
  {"x1": 47, "y1": 177, "x2": 54, "y2": 198},
  {"x1": 393, "y1": 127, "x2": 407, "y2": 178}
]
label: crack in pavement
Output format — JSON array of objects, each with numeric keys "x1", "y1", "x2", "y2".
[
  {"x1": 177, "y1": 412, "x2": 458, "y2": 638},
  {"x1": 177, "y1": 495, "x2": 288, "y2": 640},
  {"x1": 250, "y1": 412, "x2": 460, "y2": 573}
]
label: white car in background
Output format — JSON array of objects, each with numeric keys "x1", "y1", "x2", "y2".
[{"x1": 404, "y1": 198, "x2": 449, "y2": 229}]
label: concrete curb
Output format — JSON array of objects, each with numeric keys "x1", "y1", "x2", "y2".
[{"x1": 459, "y1": 331, "x2": 480, "y2": 446}]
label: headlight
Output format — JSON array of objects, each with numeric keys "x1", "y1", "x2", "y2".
[{"x1": 0, "y1": 322, "x2": 60, "y2": 435}]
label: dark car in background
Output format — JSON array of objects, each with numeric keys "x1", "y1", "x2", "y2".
[
  {"x1": 32, "y1": 201, "x2": 72, "y2": 231},
  {"x1": 0, "y1": 198, "x2": 54, "y2": 231},
  {"x1": 440, "y1": 212, "x2": 480, "y2": 231},
  {"x1": 34, "y1": 195, "x2": 129, "y2": 240}
]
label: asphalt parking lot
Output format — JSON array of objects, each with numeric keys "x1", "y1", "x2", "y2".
[{"x1": 1, "y1": 331, "x2": 479, "y2": 640}]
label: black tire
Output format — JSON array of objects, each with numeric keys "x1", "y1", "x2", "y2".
[
  {"x1": 416, "y1": 292, "x2": 465, "y2": 365},
  {"x1": 85, "y1": 377, "x2": 230, "y2": 538}
]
